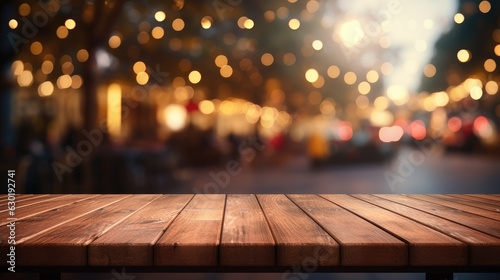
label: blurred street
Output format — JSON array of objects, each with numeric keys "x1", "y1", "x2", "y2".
[{"x1": 171, "y1": 147, "x2": 500, "y2": 194}]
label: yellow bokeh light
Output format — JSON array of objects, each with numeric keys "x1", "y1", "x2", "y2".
[
  {"x1": 201, "y1": 16, "x2": 212, "y2": 29},
  {"x1": 424, "y1": 64, "x2": 437, "y2": 78},
  {"x1": 133, "y1": 61, "x2": 146, "y2": 74},
  {"x1": 19, "y1": 3, "x2": 30, "y2": 16},
  {"x1": 107, "y1": 83, "x2": 122, "y2": 136},
  {"x1": 62, "y1": 61, "x2": 74, "y2": 75},
  {"x1": 312, "y1": 40, "x2": 323, "y2": 51},
  {"x1": 432, "y1": 91, "x2": 449, "y2": 107},
  {"x1": 136, "y1": 72, "x2": 149, "y2": 85},
  {"x1": 9, "y1": 19, "x2": 18, "y2": 29},
  {"x1": 17, "y1": 71, "x2": 33, "y2": 87},
  {"x1": 485, "y1": 81, "x2": 498, "y2": 95},
  {"x1": 38, "y1": 81, "x2": 54, "y2": 97},
  {"x1": 199, "y1": 100, "x2": 215, "y2": 114},
  {"x1": 387, "y1": 85, "x2": 409, "y2": 105},
  {"x1": 56, "y1": 26, "x2": 69, "y2": 39},
  {"x1": 77, "y1": 49, "x2": 89, "y2": 62},
  {"x1": 479, "y1": 1, "x2": 491, "y2": 13},
  {"x1": 172, "y1": 18, "x2": 185, "y2": 31},
  {"x1": 320, "y1": 99, "x2": 335, "y2": 115},
  {"x1": 484, "y1": 59, "x2": 496, "y2": 72},
  {"x1": 457, "y1": 49, "x2": 471, "y2": 62},
  {"x1": 261, "y1": 53, "x2": 274, "y2": 66},
  {"x1": 188, "y1": 70, "x2": 202, "y2": 84},
  {"x1": 108, "y1": 35, "x2": 121, "y2": 48},
  {"x1": 65, "y1": 19, "x2": 76, "y2": 30},
  {"x1": 155, "y1": 11, "x2": 166, "y2": 22},
  {"x1": 366, "y1": 70, "x2": 379, "y2": 83},
  {"x1": 312, "y1": 75, "x2": 325, "y2": 88},
  {"x1": 381, "y1": 62, "x2": 393, "y2": 76},
  {"x1": 41, "y1": 60, "x2": 53, "y2": 74},
  {"x1": 327, "y1": 65, "x2": 340, "y2": 78},
  {"x1": 374, "y1": 96, "x2": 389, "y2": 110},
  {"x1": 277, "y1": 7, "x2": 289, "y2": 20},
  {"x1": 305, "y1": 68, "x2": 319, "y2": 83},
  {"x1": 338, "y1": 20, "x2": 364, "y2": 47},
  {"x1": 370, "y1": 110, "x2": 394, "y2": 127},
  {"x1": 306, "y1": 0, "x2": 320, "y2": 13},
  {"x1": 152, "y1": 26, "x2": 164, "y2": 39},
  {"x1": 344, "y1": 71, "x2": 357, "y2": 85},
  {"x1": 215, "y1": 55, "x2": 228, "y2": 67},
  {"x1": 164, "y1": 104, "x2": 188, "y2": 131},
  {"x1": 495, "y1": 45, "x2": 500, "y2": 56},
  {"x1": 220, "y1": 65, "x2": 233, "y2": 78},
  {"x1": 454, "y1": 13, "x2": 464, "y2": 24},
  {"x1": 30, "y1": 41, "x2": 43, "y2": 55},
  {"x1": 264, "y1": 10, "x2": 276, "y2": 23},
  {"x1": 57, "y1": 74, "x2": 72, "y2": 89},
  {"x1": 288, "y1": 18, "x2": 300, "y2": 30},
  {"x1": 12, "y1": 60, "x2": 23, "y2": 76},
  {"x1": 71, "y1": 75, "x2": 83, "y2": 89},
  {"x1": 243, "y1": 18, "x2": 255, "y2": 29},
  {"x1": 470, "y1": 86, "x2": 483, "y2": 100},
  {"x1": 358, "y1": 81, "x2": 371, "y2": 95}
]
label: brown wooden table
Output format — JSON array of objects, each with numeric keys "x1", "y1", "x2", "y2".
[{"x1": 1, "y1": 194, "x2": 500, "y2": 280}]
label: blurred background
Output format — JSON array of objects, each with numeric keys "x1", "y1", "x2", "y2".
[
  {"x1": 1, "y1": 0, "x2": 499, "y2": 195},
  {"x1": 1, "y1": 0, "x2": 500, "y2": 279}
]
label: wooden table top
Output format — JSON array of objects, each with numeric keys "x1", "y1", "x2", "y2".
[{"x1": 1, "y1": 194, "x2": 500, "y2": 270}]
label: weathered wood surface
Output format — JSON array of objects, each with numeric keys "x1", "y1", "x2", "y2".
[{"x1": 1, "y1": 194, "x2": 499, "y2": 268}]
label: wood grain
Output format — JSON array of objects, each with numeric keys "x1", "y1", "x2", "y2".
[
  {"x1": 439, "y1": 194, "x2": 500, "y2": 213},
  {"x1": 0, "y1": 194, "x2": 56, "y2": 213},
  {"x1": 220, "y1": 194, "x2": 275, "y2": 266},
  {"x1": 457, "y1": 194, "x2": 500, "y2": 206},
  {"x1": 154, "y1": 194, "x2": 226, "y2": 266},
  {"x1": 16, "y1": 195, "x2": 159, "y2": 266},
  {"x1": 88, "y1": 194, "x2": 193, "y2": 266},
  {"x1": 362, "y1": 194, "x2": 500, "y2": 266},
  {"x1": 466, "y1": 194, "x2": 500, "y2": 204},
  {"x1": 288, "y1": 194, "x2": 407, "y2": 266},
  {"x1": 257, "y1": 194, "x2": 339, "y2": 266},
  {"x1": 320, "y1": 194, "x2": 467, "y2": 266},
  {"x1": 410, "y1": 195, "x2": 500, "y2": 221},
  {"x1": 377, "y1": 194, "x2": 500, "y2": 239},
  {"x1": 0, "y1": 195, "x2": 97, "y2": 225}
]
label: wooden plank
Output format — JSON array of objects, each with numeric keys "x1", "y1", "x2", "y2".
[
  {"x1": 288, "y1": 194, "x2": 407, "y2": 266},
  {"x1": 257, "y1": 194, "x2": 339, "y2": 266},
  {"x1": 154, "y1": 194, "x2": 226, "y2": 266},
  {"x1": 466, "y1": 194, "x2": 500, "y2": 204},
  {"x1": 220, "y1": 194, "x2": 275, "y2": 266},
  {"x1": 16, "y1": 195, "x2": 160, "y2": 266},
  {"x1": 439, "y1": 194, "x2": 500, "y2": 213},
  {"x1": 457, "y1": 194, "x2": 500, "y2": 207},
  {"x1": 377, "y1": 194, "x2": 500, "y2": 239},
  {"x1": 407, "y1": 195, "x2": 500, "y2": 222},
  {"x1": 0, "y1": 195, "x2": 98, "y2": 225},
  {"x1": 88, "y1": 194, "x2": 193, "y2": 266},
  {"x1": 0, "y1": 195, "x2": 132, "y2": 265},
  {"x1": 0, "y1": 194, "x2": 53, "y2": 212},
  {"x1": 0, "y1": 194, "x2": 34, "y2": 206},
  {"x1": 361, "y1": 195, "x2": 500, "y2": 266},
  {"x1": 320, "y1": 194, "x2": 467, "y2": 266}
]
